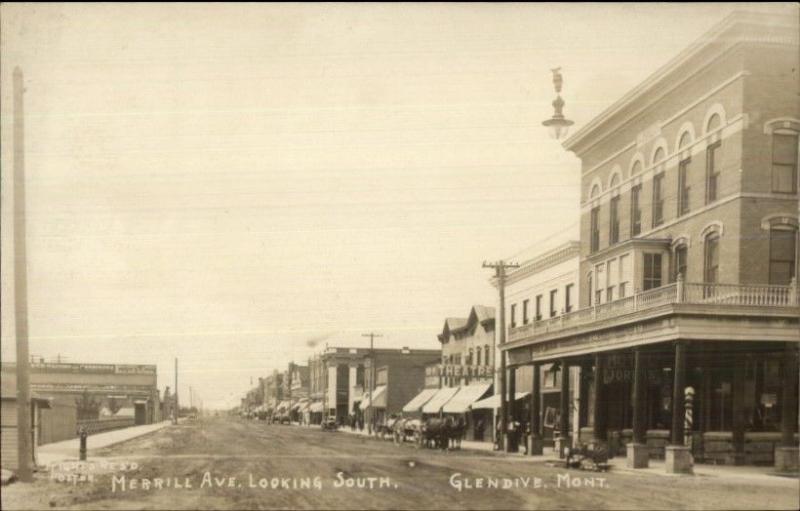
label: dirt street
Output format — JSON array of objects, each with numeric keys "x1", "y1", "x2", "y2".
[{"x1": 2, "y1": 417, "x2": 798, "y2": 510}]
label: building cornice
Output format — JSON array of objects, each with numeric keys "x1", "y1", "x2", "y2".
[
  {"x1": 564, "y1": 11, "x2": 798, "y2": 156},
  {"x1": 501, "y1": 241, "x2": 581, "y2": 287}
]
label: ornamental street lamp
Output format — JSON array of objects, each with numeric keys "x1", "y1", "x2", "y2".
[{"x1": 542, "y1": 67, "x2": 574, "y2": 140}]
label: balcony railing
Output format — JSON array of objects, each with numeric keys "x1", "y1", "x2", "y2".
[{"x1": 508, "y1": 280, "x2": 798, "y2": 343}]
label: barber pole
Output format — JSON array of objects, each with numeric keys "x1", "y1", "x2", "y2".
[{"x1": 684, "y1": 386, "x2": 695, "y2": 448}]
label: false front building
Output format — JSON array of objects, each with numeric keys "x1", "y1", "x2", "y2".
[{"x1": 501, "y1": 11, "x2": 799, "y2": 472}]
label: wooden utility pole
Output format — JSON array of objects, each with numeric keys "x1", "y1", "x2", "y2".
[
  {"x1": 13, "y1": 66, "x2": 34, "y2": 482},
  {"x1": 362, "y1": 332, "x2": 382, "y2": 434},
  {"x1": 483, "y1": 260, "x2": 519, "y2": 452},
  {"x1": 174, "y1": 358, "x2": 179, "y2": 424}
]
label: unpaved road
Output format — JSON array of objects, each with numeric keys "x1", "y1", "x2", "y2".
[{"x1": 2, "y1": 417, "x2": 798, "y2": 510}]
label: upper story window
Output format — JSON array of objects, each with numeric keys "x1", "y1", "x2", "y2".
[
  {"x1": 772, "y1": 132, "x2": 798, "y2": 193},
  {"x1": 594, "y1": 264, "x2": 604, "y2": 304},
  {"x1": 630, "y1": 184, "x2": 642, "y2": 236},
  {"x1": 549, "y1": 289, "x2": 558, "y2": 317},
  {"x1": 631, "y1": 160, "x2": 642, "y2": 176},
  {"x1": 678, "y1": 157, "x2": 692, "y2": 216},
  {"x1": 587, "y1": 272, "x2": 593, "y2": 307},
  {"x1": 706, "y1": 113, "x2": 722, "y2": 133},
  {"x1": 652, "y1": 173, "x2": 665, "y2": 227},
  {"x1": 535, "y1": 294, "x2": 543, "y2": 321},
  {"x1": 706, "y1": 141, "x2": 721, "y2": 204},
  {"x1": 769, "y1": 227, "x2": 797, "y2": 285},
  {"x1": 484, "y1": 345, "x2": 490, "y2": 367},
  {"x1": 590, "y1": 206, "x2": 601, "y2": 253},
  {"x1": 510, "y1": 303, "x2": 516, "y2": 328},
  {"x1": 653, "y1": 147, "x2": 665, "y2": 166},
  {"x1": 609, "y1": 194, "x2": 620, "y2": 245},
  {"x1": 643, "y1": 253, "x2": 662, "y2": 291},
  {"x1": 673, "y1": 245, "x2": 688, "y2": 282},
  {"x1": 704, "y1": 234, "x2": 720, "y2": 284},
  {"x1": 565, "y1": 284, "x2": 574, "y2": 313},
  {"x1": 522, "y1": 299, "x2": 530, "y2": 325},
  {"x1": 476, "y1": 348, "x2": 482, "y2": 366}
]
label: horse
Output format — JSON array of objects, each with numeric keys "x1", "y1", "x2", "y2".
[
  {"x1": 421, "y1": 417, "x2": 451, "y2": 450},
  {"x1": 446, "y1": 416, "x2": 467, "y2": 450}
]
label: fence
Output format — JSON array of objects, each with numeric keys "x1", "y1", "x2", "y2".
[{"x1": 77, "y1": 417, "x2": 136, "y2": 435}]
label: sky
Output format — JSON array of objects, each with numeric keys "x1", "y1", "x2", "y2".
[{"x1": 1, "y1": 3, "x2": 792, "y2": 409}]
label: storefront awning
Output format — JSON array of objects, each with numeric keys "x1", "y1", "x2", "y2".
[
  {"x1": 471, "y1": 392, "x2": 530, "y2": 410},
  {"x1": 309, "y1": 402, "x2": 324, "y2": 413},
  {"x1": 291, "y1": 399, "x2": 309, "y2": 411},
  {"x1": 442, "y1": 382, "x2": 493, "y2": 414},
  {"x1": 421, "y1": 386, "x2": 460, "y2": 414},
  {"x1": 359, "y1": 386, "x2": 387, "y2": 410},
  {"x1": 402, "y1": 387, "x2": 439, "y2": 413},
  {"x1": 276, "y1": 400, "x2": 291, "y2": 411}
]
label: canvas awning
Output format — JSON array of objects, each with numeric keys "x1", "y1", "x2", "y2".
[
  {"x1": 471, "y1": 392, "x2": 530, "y2": 410},
  {"x1": 402, "y1": 387, "x2": 439, "y2": 413},
  {"x1": 421, "y1": 386, "x2": 460, "y2": 414},
  {"x1": 359, "y1": 386, "x2": 387, "y2": 410},
  {"x1": 442, "y1": 383, "x2": 493, "y2": 414},
  {"x1": 309, "y1": 402, "x2": 324, "y2": 413},
  {"x1": 276, "y1": 400, "x2": 291, "y2": 411},
  {"x1": 291, "y1": 399, "x2": 309, "y2": 411}
]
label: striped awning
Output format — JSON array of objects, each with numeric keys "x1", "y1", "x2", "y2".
[
  {"x1": 421, "y1": 386, "x2": 460, "y2": 414},
  {"x1": 442, "y1": 383, "x2": 493, "y2": 414},
  {"x1": 402, "y1": 388, "x2": 439, "y2": 413}
]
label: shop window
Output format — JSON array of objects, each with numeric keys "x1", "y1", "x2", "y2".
[
  {"x1": 769, "y1": 227, "x2": 797, "y2": 285},
  {"x1": 643, "y1": 253, "x2": 662, "y2": 291}
]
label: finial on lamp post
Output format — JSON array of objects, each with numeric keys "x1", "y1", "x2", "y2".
[{"x1": 542, "y1": 67, "x2": 574, "y2": 140}]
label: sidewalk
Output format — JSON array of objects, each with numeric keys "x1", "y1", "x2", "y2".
[{"x1": 36, "y1": 421, "x2": 172, "y2": 467}]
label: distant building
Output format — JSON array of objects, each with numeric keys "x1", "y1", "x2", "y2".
[{"x1": 1, "y1": 362, "x2": 160, "y2": 426}]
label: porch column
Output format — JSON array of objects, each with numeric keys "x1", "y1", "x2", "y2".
[
  {"x1": 731, "y1": 353, "x2": 746, "y2": 465},
  {"x1": 505, "y1": 366, "x2": 517, "y2": 452},
  {"x1": 558, "y1": 358, "x2": 570, "y2": 457},
  {"x1": 627, "y1": 348, "x2": 649, "y2": 468},
  {"x1": 529, "y1": 363, "x2": 542, "y2": 455},
  {"x1": 776, "y1": 342, "x2": 799, "y2": 471},
  {"x1": 593, "y1": 354, "x2": 607, "y2": 443},
  {"x1": 666, "y1": 341, "x2": 693, "y2": 474}
]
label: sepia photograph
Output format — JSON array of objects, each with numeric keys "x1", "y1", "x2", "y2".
[{"x1": 1, "y1": 3, "x2": 798, "y2": 510}]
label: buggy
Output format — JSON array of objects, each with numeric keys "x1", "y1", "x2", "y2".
[{"x1": 565, "y1": 443, "x2": 611, "y2": 472}]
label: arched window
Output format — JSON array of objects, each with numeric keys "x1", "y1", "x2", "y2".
[
  {"x1": 590, "y1": 184, "x2": 601, "y2": 199},
  {"x1": 769, "y1": 226, "x2": 797, "y2": 285},
  {"x1": 653, "y1": 147, "x2": 665, "y2": 165},
  {"x1": 707, "y1": 113, "x2": 722, "y2": 133},
  {"x1": 704, "y1": 233, "x2": 720, "y2": 284},
  {"x1": 631, "y1": 160, "x2": 642, "y2": 176},
  {"x1": 679, "y1": 130, "x2": 692, "y2": 150}
]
